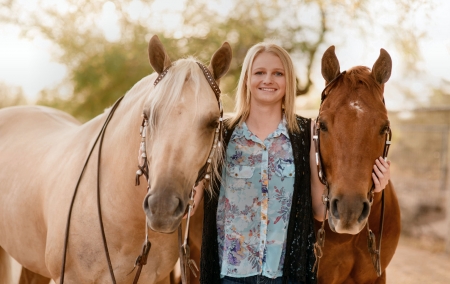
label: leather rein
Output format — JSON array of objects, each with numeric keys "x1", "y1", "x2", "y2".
[
  {"x1": 60, "y1": 62, "x2": 223, "y2": 284},
  {"x1": 311, "y1": 71, "x2": 392, "y2": 277}
]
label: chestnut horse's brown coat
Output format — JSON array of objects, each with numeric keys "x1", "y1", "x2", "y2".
[{"x1": 314, "y1": 46, "x2": 401, "y2": 283}]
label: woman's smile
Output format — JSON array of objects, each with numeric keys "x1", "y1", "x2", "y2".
[{"x1": 259, "y1": 87, "x2": 277, "y2": 91}]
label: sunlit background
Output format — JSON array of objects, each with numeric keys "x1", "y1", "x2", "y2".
[{"x1": 1, "y1": 0, "x2": 450, "y2": 282}]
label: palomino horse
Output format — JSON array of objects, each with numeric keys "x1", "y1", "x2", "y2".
[
  {"x1": 0, "y1": 35, "x2": 231, "y2": 283},
  {"x1": 313, "y1": 46, "x2": 401, "y2": 283}
]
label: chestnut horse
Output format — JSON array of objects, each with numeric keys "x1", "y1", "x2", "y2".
[
  {"x1": 0, "y1": 35, "x2": 231, "y2": 283},
  {"x1": 313, "y1": 46, "x2": 401, "y2": 283}
]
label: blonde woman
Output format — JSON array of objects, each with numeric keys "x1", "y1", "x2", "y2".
[{"x1": 196, "y1": 43, "x2": 390, "y2": 284}]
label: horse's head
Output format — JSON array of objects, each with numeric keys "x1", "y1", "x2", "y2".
[
  {"x1": 142, "y1": 35, "x2": 232, "y2": 233},
  {"x1": 318, "y1": 46, "x2": 392, "y2": 234}
]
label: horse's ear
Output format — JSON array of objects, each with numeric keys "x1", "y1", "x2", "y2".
[
  {"x1": 371, "y1": 48, "x2": 392, "y2": 84},
  {"x1": 321, "y1": 45, "x2": 341, "y2": 84},
  {"x1": 148, "y1": 35, "x2": 172, "y2": 74},
  {"x1": 208, "y1": 42, "x2": 232, "y2": 81}
]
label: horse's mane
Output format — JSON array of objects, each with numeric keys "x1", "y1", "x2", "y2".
[
  {"x1": 146, "y1": 57, "x2": 207, "y2": 132},
  {"x1": 335, "y1": 66, "x2": 383, "y2": 95}
]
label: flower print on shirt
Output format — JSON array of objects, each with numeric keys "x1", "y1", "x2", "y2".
[
  {"x1": 231, "y1": 150, "x2": 245, "y2": 164},
  {"x1": 224, "y1": 198, "x2": 240, "y2": 220},
  {"x1": 270, "y1": 135, "x2": 291, "y2": 159},
  {"x1": 217, "y1": 117, "x2": 295, "y2": 279},
  {"x1": 245, "y1": 235, "x2": 261, "y2": 270},
  {"x1": 225, "y1": 234, "x2": 245, "y2": 266},
  {"x1": 247, "y1": 152, "x2": 262, "y2": 166},
  {"x1": 240, "y1": 197, "x2": 259, "y2": 222},
  {"x1": 260, "y1": 171, "x2": 269, "y2": 194},
  {"x1": 273, "y1": 186, "x2": 292, "y2": 226}
]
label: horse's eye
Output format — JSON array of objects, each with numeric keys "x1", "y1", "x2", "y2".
[
  {"x1": 208, "y1": 119, "x2": 219, "y2": 129},
  {"x1": 380, "y1": 125, "x2": 390, "y2": 135},
  {"x1": 319, "y1": 122, "x2": 328, "y2": 132}
]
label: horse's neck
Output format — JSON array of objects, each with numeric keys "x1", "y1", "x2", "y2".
[{"x1": 94, "y1": 95, "x2": 149, "y2": 231}]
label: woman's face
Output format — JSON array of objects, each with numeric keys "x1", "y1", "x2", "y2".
[{"x1": 249, "y1": 52, "x2": 286, "y2": 108}]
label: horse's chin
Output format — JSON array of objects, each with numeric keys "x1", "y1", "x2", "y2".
[
  {"x1": 328, "y1": 217, "x2": 367, "y2": 235},
  {"x1": 146, "y1": 218, "x2": 180, "y2": 234}
]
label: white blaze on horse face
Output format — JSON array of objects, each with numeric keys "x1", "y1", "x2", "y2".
[{"x1": 349, "y1": 101, "x2": 364, "y2": 113}]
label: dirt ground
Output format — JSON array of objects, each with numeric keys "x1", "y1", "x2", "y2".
[
  {"x1": 10, "y1": 235, "x2": 450, "y2": 283},
  {"x1": 386, "y1": 236, "x2": 450, "y2": 284}
]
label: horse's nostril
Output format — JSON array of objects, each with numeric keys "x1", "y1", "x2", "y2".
[
  {"x1": 144, "y1": 193, "x2": 185, "y2": 217},
  {"x1": 175, "y1": 197, "x2": 185, "y2": 216},
  {"x1": 358, "y1": 200, "x2": 371, "y2": 222},
  {"x1": 331, "y1": 198, "x2": 340, "y2": 219},
  {"x1": 143, "y1": 195, "x2": 154, "y2": 214}
]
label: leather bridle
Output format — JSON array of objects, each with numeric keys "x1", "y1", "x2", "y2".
[
  {"x1": 311, "y1": 71, "x2": 392, "y2": 277},
  {"x1": 60, "y1": 62, "x2": 223, "y2": 284}
]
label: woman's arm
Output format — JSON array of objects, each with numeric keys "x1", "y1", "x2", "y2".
[{"x1": 310, "y1": 120, "x2": 327, "y2": 221}]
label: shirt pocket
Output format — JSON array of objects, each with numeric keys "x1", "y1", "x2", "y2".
[
  {"x1": 228, "y1": 165, "x2": 256, "y2": 178},
  {"x1": 275, "y1": 161, "x2": 295, "y2": 178}
]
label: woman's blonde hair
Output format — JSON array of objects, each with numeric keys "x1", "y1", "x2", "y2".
[{"x1": 229, "y1": 42, "x2": 299, "y2": 133}]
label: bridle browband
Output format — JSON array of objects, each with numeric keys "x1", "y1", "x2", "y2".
[
  {"x1": 60, "y1": 62, "x2": 223, "y2": 284},
  {"x1": 311, "y1": 71, "x2": 392, "y2": 277}
]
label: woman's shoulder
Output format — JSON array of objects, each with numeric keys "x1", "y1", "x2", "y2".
[{"x1": 294, "y1": 114, "x2": 312, "y2": 128}]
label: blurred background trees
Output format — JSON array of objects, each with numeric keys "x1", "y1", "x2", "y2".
[
  {"x1": 0, "y1": 81, "x2": 26, "y2": 108},
  {"x1": 0, "y1": 0, "x2": 433, "y2": 120},
  {"x1": 2, "y1": 0, "x2": 450, "y2": 255}
]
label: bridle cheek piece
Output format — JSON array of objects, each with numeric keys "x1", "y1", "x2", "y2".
[
  {"x1": 133, "y1": 62, "x2": 223, "y2": 284},
  {"x1": 62, "y1": 62, "x2": 224, "y2": 284},
  {"x1": 311, "y1": 71, "x2": 392, "y2": 278}
]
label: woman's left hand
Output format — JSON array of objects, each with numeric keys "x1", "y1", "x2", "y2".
[{"x1": 372, "y1": 157, "x2": 391, "y2": 192}]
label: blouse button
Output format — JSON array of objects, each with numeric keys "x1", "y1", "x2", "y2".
[{"x1": 235, "y1": 173, "x2": 238, "y2": 176}]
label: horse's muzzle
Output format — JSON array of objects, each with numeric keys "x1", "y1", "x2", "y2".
[
  {"x1": 143, "y1": 192, "x2": 185, "y2": 233},
  {"x1": 328, "y1": 194, "x2": 371, "y2": 234}
]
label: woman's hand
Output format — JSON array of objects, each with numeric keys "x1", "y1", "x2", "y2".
[{"x1": 372, "y1": 157, "x2": 391, "y2": 192}]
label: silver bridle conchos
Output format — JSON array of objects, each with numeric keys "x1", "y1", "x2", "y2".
[{"x1": 134, "y1": 62, "x2": 223, "y2": 284}]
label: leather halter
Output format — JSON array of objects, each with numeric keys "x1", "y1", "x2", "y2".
[
  {"x1": 60, "y1": 62, "x2": 222, "y2": 284},
  {"x1": 312, "y1": 71, "x2": 392, "y2": 277}
]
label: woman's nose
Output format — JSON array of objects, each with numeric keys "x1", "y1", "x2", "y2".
[{"x1": 263, "y1": 74, "x2": 272, "y2": 84}]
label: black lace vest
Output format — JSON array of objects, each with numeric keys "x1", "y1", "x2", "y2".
[{"x1": 200, "y1": 116, "x2": 317, "y2": 284}]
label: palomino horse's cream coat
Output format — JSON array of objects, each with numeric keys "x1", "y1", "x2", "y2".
[
  {"x1": 0, "y1": 35, "x2": 231, "y2": 283},
  {"x1": 315, "y1": 46, "x2": 401, "y2": 283}
]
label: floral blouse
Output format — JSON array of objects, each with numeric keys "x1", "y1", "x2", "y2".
[{"x1": 217, "y1": 118, "x2": 295, "y2": 279}]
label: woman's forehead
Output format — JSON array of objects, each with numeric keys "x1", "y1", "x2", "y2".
[{"x1": 252, "y1": 52, "x2": 284, "y2": 69}]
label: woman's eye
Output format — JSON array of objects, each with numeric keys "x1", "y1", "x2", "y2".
[
  {"x1": 255, "y1": 71, "x2": 264, "y2": 75},
  {"x1": 275, "y1": 72, "x2": 284, "y2": 76}
]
